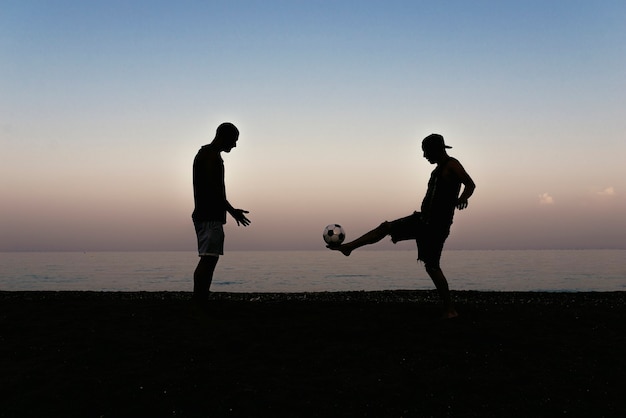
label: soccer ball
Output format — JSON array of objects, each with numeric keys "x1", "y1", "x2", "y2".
[{"x1": 323, "y1": 224, "x2": 345, "y2": 245}]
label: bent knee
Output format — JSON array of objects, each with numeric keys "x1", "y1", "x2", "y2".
[
  {"x1": 424, "y1": 263, "x2": 441, "y2": 274},
  {"x1": 377, "y1": 221, "x2": 391, "y2": 232}
]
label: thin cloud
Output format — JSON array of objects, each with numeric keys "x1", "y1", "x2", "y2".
[
  {"x1": 539, "y1": 192, "x2": 554, "y2": 205},
  {"x1": 597, "y1": 186, "x2": 616, "y2": 196}
]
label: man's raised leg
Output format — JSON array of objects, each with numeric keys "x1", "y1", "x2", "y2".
[{"x1": 329, "y1": 222, "x2": 391, "y2": 256}]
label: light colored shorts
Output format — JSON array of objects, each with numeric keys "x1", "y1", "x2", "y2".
[{"x1": 194, "y1": 221, "x2": 224, "y2": 257}]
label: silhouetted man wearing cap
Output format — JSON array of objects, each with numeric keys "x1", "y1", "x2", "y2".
[{"x1": 329, "y1": 133, "x2": 475, "y2": 318}]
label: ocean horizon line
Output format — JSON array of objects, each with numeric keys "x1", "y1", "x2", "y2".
[
  {"x1": 1, "y1": 248, "x2": 625, "y2": 253},
  {"x1": 1, "y1": 249, "x2": 624, "y2": 293}
]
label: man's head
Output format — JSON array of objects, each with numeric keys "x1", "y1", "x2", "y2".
[
  {"x1": 214, "y1": 122, "x2": 239, "y2": 152},
  {"x1": 422, "y1": 133, "x2": 451, "y2": 164}
]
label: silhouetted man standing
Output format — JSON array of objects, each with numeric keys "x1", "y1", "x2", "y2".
[
  {"x1": 192, "y1": 122, "x2": 250, "y2": 304},
  {"x1": 329, "y1": 134, "x2": 475, "y2": 318}
]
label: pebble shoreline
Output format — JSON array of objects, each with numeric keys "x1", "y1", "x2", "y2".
[
  {"x1": 3, "y1": 289, "x2": 625, "y2": 417},
  {"x1": 3, "y1": 289, "x2": 625, "y2": 305}
]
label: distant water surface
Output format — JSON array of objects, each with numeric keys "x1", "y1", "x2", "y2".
[{"x1": 0, "y1": 250, "x2": 624, "y2": 292}]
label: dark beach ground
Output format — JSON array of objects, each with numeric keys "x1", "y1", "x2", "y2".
[{"x1": 2, "y1": 290, "x2": 625, "y2": 417}]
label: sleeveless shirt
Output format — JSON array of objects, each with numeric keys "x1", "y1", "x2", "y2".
[{"x1": 420, "y1": 157, "x2": 462, "y2": 228}]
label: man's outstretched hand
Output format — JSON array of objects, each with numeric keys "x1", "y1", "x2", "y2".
[{"x1": 231, "y1": 209, "x2": 251, "y2": 226}]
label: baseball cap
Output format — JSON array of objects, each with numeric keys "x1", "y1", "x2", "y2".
[{"x1": 422, "y1": 133, "x2": 452, "y2": 150}]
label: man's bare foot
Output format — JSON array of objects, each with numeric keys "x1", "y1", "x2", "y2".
[{"x1": 327, "y1": 244, "x2": 352, "y2": 257}]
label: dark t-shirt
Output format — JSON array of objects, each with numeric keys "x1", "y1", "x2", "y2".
[
  {"x1": 420, "y1": 157, "x2": 462, "y2": 229},
  {"x1": 192, "y1": 144, "x2": 227, "y2": 223}
]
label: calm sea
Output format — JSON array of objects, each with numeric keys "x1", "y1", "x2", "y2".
[{"x1": 0, "y1": 250, "x2": 624, "y2": 293}]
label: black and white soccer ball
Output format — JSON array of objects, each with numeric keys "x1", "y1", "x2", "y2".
[{"x1": 323, "y1": 224, "x2": 346, "y2": 245}]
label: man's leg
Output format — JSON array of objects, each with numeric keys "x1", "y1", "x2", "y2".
[
  {"x1": 329, "y1": 221, "x2": 391, "y2": 256},
  {"x1": 193, "y1": 255, "x2": 219, "y2": 302},
  {"x1": 425, "y1": 265, "x2": 458, "y2": 319}
]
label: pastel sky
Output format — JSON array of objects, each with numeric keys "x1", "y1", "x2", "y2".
[{"x1": 2, "y1": 1, "x2": 625, "y2": 251}]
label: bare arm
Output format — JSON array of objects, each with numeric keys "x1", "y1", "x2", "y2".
[{"x1": 449, "y1": 159, "x2": 475, "y2": 210}]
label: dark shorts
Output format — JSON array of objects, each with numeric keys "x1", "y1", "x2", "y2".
[
  {"x1": 388, "y1": 212, "x2": 450, "y2": 268},
  {"x1": 194, "y1": 220, "x2": 224, "y2": 257}
]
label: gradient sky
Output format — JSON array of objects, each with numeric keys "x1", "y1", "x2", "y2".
[{"x1": 2, "y1": 1, "x2": 625, "y2": 251}]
